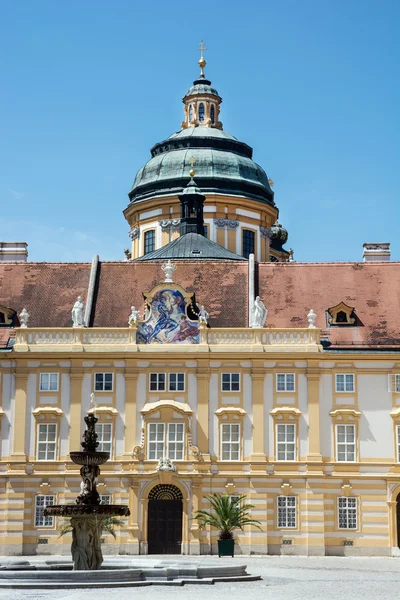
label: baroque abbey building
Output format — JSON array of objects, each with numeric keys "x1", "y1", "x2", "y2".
[{"x1": 0, "y1": 48, "x2": 400, "y2": 558}]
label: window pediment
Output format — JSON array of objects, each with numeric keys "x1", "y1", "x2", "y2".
[
  {"x1": 141, "y1": 399, "x2": 193, "y2": 417},
  {"x1": 330, "y1": 408, "x2": 361, "y2": 421},
  {"x1": 215, "y1": 406, "x2": 246, "y2": 417},
  {"x1": 270, "y1": 407, "x2": 301, "y2": 419},
  {"x1": 32, "y1": 406, "x2": 63, "y2": 418}
]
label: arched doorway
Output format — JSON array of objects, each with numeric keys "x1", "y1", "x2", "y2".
[
  {"x1": 396, "y1": 493, "x2": 400, "y2": 548},
  {"x1": 148, "y1": 484, "x2": 183, "y2": 554}
]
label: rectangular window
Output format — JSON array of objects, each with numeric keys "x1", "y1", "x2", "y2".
[
  {"x1": 335, "y1": 373, "x2": 354, "y2": 392},
  {"x1": 148, "y1": 423, "x2": 165, "y2": 460},
  {"x1": 277, "y1": 496, "x2": 296, "y2": 528},
  {"x1": 276, "y1": 373, "x2": 295, "y2": 392},
  {"x1": 144, "y1": 230, "x2": 155, "y2": 255},
  {"x1": 168, "y1": 373, "x2": 185, "y2": 392},
  {"x1": 37, "y1": 423, "x2": 57, "y2": 461},
  {"x1": 221, "y1": 423, "x2": 240, "y2": 461},
  {"x1": 100, "y1": 494, "x2": 111, "y2": 505},
  {"x1": 338, "y1": 497, "x2": 357, "y2": 529},
  {"x1": 336, "y1": 424, "x2": 356, "y2": 461},
  {"x1": 35, "y1": 495, "x2": 55, "y2": 527},
  {"x1": 39, "y1": 373, "x2": 59, "y2": 392},
  {"x1": 221, "y1": 373, "x2": 240, "y2": 392},
  {"x1": 395, "y1": 374, "x2": 400, "y2": 393},
  {"x1": 95, "y1": 423, "x2": 112, "y2": 455},
  {"x1": 149, "y1": 373, "x2": 166, "y2": 392},
  {"x1": 94, "y1": 372, "x2": 113, "y2": 392},
  {"x1": 167, "y1": 423, "x2": 184, "y2": 460},
  {"x1": 242, "y1": 229, "x2": 255, "y2": 259},
  {"x1": 276, "y1": 423, "x2": 296, "y2": 461}
]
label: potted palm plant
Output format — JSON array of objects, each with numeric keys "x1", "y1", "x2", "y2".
[{"x1": 194, "y1": 493, "x2": 262, "y2": 557}]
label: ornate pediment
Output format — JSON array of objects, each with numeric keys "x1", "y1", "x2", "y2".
[{"x1": 137, "y1": 282, "x2": 200, "y2": 344}]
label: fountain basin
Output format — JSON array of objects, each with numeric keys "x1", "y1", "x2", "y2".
[
  {"x1": 45, "y1": 504, "x2": 130, "y2": 517},
  {"x1": 0, "y1": 559, "x2": 260, "y2": 589},
  {"x1": 70, "y1": 450, "x2": 110, "y2": 466}
]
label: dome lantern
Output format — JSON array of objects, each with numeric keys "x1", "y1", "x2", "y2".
[{"x1": 181, "y1": 41, "x2": 223, "y2": 130}]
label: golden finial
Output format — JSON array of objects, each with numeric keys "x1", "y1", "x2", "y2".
[
  {"x1": 198, "y1": 40, "x2": 207, "y2": 77},
  {"x1": 188, "y1": 156, "x2": 196, "y2": 179}
]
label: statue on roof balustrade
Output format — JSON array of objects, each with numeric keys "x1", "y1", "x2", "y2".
[
  {"x1": 72, "y1": 296, "x2": 85, "y2": 328},
  {"x1": 251, "y1": 296, "x2": 268, "y2": 328}
]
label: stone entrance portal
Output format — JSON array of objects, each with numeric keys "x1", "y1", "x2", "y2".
[{"x1": 148, "y1": 484, "x2": 183, "y2": 554}]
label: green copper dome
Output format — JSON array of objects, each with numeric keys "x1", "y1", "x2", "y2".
[{"x1": 128, "y1": 73, "x2": 275, "y2": 205}]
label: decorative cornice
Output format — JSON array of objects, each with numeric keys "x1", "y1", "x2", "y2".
[
  {"x1": 215, "y1": 406, "x2": 246, "y2": 417},
  {"x1": 32, "y1": 406, "x2": 64, "y2": 418},
  {"x1": 88, "y1": 406, "x2": 119, "y2": 417},
  {"x1": 270, "y1": 407, "x2": 301, "y2": 419},
  {"x1": 329, "y1": 409, "x2": 361, "y2": 419},
  {"x1": 260, "y1": 226, "x2": 270, "y2": 239},
  {"x1": 159, "y1": 219, "x2": 181, "y2": 231},
  {"x1": 141, "y1": 399, "x2": 193, "y2": 416},
  {"x1": 214, "y1": 219, "x2": 239, "y2": 229},
  {"x1": 129, "y1": 226, "x2": 140, "y2": 240}
]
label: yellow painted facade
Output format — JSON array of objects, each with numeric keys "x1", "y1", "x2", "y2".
[{"x1": 0, "y1": 327, "x2": 399, "y2": 557}]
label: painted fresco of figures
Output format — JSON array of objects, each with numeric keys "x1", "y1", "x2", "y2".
[{"x1": 137, "y1": 289, "x2": 200, "y2": 344}]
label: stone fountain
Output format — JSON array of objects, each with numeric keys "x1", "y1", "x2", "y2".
[{"x1": 44, "y1": 407, "x2": 130, "y2": 570}]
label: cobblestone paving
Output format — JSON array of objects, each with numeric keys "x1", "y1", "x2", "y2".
[{"x1": 1, "y1": 555, "x2": 400, "y2": 600}]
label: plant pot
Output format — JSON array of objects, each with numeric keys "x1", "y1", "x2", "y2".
[{"x1": 218, "y1": 538, "x2": 234, "y2": 557}]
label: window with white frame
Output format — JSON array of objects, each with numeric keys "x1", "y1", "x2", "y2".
[
  {"x1": 94, "y1": 372, "x2": 113, "y2": 392},
  {"x1": 276, "y1": 373, "x2": 295, "y2": 392},
  {"x1": 338, "y1": 496, "x2": 357, "y2": 529},
  {"x1": 396, "y1": 425, "x2": 400, "y2": 462},
  {"x1": 167, "y1": 423, "x2": 184, "y2": 460},
  {"x1": 335, "y1": 373, "x2": 354, "y2": 392},
  {"x1": 221, "y1": 423, "x2": 240, "y2": 460},
  {"x1": 35, "y1": 494, "x2": 55, "y2": 527},
  {"x1": 277, "y1": 496, "x2": 296, "y2": 528},
  {"x1": 221, "y1": 373, "x2": 240, "y2": 392},
  {"x1": 39, "y1": 373, "x2": 59, "y2": 392},
  {"x1": 100, "y1": 494, "x2": 111, "y2": 505},
  {"x1": 276, "y1": 423, "x2": 296, "y2": 461},
  {"x1": 149, "y1": 373, "x2": 166, "y2": 391},
  {"x1": 95, "y1": 423, "x2": 112, "y2": 455},
  {"x1": 37, "y1": 423, "x2": 57, "y2": 460},
  {"x1": 336, "y1": 424, "x2": 356, "y2": 461},
  {"x1": 169, "y1": 373, "x2": 185, "y2": 392},
  {"x1": 147, "y1": 422, "x2": 185, "y2": 460},
  {"x1": 395, "y1": 374, "x2": 400, "y2": 393}
]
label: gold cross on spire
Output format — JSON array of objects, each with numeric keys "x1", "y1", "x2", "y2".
[
  {"x1": 198, "y1": 40, "x2": 207, "y2": 77},
  {"x1": 188, "y1": 156, "x2": 196, "y2": 178}
]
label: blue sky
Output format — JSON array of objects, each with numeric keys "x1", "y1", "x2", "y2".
[{"x1": 0, "y1": 0, "x2": 399, "y2": 262}]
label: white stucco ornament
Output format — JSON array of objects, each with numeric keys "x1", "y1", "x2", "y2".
[
  {"x1": 156, "y1": 457, "x2": 176, "y2": 472},
  {"x1": 198, "y1": 305, "x2": 209, "y2": 325},
  {"x1": 161, "y1": 260, "x2": 176, "y2": 283},
  {"x1": 19, "y1": 307, "x2": 30, "y2": 328},
  {"x1": 72, "y1": 296, "x2": 85, "y2": 328},
  {"x1": 307, "y1": 309, "x2": 317, "y2": 328},
  {"x1": 128, "y1": 306, "x2": 140, "y2": 326},
  {"x1": 251, "y1": 296, "x2": 268, "y2": 328}
]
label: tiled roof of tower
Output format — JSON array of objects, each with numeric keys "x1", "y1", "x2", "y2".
[
  {"x1": 0, "y1": 260, "x2": 399, "y2": 350},
  {"x1": 136, "y1": 232, "x2": 247, "y2": 261}
]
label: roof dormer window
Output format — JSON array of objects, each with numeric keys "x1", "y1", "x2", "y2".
[
  {"x1": 327, "y1": 302, "x2": 356, "y2": 326},
  {"x1": 0, "y1": 304, "x2": 16, "y2": 327}
]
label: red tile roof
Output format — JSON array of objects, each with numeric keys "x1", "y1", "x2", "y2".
[{"x1": 0, "y1": 260, "x2": 399, "y2": 350}]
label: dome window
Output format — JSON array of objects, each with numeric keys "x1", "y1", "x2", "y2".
[
  {"x1": 189, "y1": 105, "x2": 193, "y2": 122},
  {"x1": 198, "y1": 103, "x2": 205, "y2": 122},
  {"x1": 210, "y1": 105, "x2": 215, "y2": 124}
]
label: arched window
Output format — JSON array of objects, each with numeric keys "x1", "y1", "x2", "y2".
[
  {"x1": 189, "y1": 105, "x2": 193, "y2": 122},
  {"x1": 198, "y1": 103, "x2": 205, "y2": 122},
  {"x1": 210, "y1": 105, "x2": 215, "y2": 124}
]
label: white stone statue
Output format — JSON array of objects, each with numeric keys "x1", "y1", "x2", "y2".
[
  {"x1": 161, "y1": 260, "x2": 177, "y2": 283},
  {"x1": 19, "y1": 307, "x2": 29, "y2": 328},
  {"x1": 198, "y1": 305, "x2": 209, "y2": 324},
  {"x1": 307, "y1": 309, "x2": 317, "y2": 328},
  {"x1": 128, "y1": 306, "x2": 140, "y2": 327},
  {"x1": 72, "y1": 296, "x2": 85, "y2": 328},
  {"x1": 251, "y1": 296, "x2": 268, "y2": 328},
  {"x1": 156, "y1": 456, "x2": 176, "y2": 472}
]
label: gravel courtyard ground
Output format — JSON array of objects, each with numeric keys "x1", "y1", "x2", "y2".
[{"x1": 1, "y1": 555, "x2": 399, "y2": 600}]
